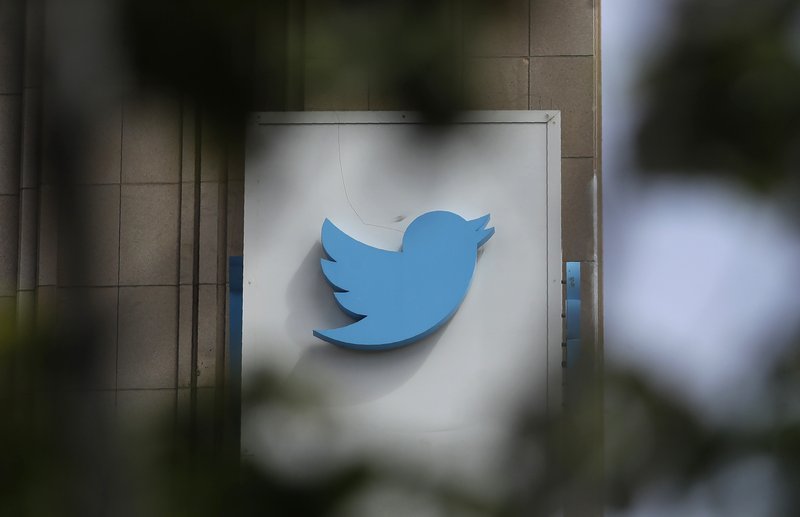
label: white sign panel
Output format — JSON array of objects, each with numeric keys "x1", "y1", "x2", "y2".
[{"x1": 243, "y1": 111, "x2": 562, "y2": 490}]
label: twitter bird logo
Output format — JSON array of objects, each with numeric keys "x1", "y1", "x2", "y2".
[{"x1": 313, "y1": 211, "x2": 495, "y2": 351}]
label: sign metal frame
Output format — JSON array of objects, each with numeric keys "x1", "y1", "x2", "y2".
[{"x1": 244, "y1": 110, "x2": 563, "y2": 412}]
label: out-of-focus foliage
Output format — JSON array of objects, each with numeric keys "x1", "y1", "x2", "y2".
[
  {"x1": 0, "y1": 324, "x2": 502, "y2": 517},
  {"x1": 637, "y1": 0, "x2": 800, "y2": 193},
  {"x1": 620, "y1": 0, "x2": 800, "y2": 514},
  {"x1": 121, "y1": 0, "x2": 262, "y2": 126},
  {"x1": 120, "y1": 0, "x2": 502, "y2": 127},
  {"x1": 8, "y1": 0, "x2": 800, "y2": 515},
  {"x1": 4, "y1": 317, "x2": 800, "y2": 515},
  {"x1": 505, "y1": 354, "x2": 800, "y2": 515}
]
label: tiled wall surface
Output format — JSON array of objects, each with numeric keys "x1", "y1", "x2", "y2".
[{"x1": 0, "y1": 0, "x2": 599, "y2": 420}]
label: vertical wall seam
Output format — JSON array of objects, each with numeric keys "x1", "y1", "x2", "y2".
[
  {"x1": 18, "y1": 0, "x2": 33, "y2": 298},
  {"x1": 593, "y1": 0, "x2": 604, "y2": 363},
  {"x1": 527, "y1": 0, "x2": 532, "y2": 110},
  {"x1": 16, "y1": 93, "x2": 40, "y2": 327},
  {"x1": 215, "y1": 176, "x2": 228, "y2": 449},
  {"x1": 115, "y1": 102, "x2": 124, "y2": 407},
  {"x1": 174, "y1": 97, "x2": 185, "y2": 421},
  {"x1": 5, "y1": 0, "x2": 28, "y2": 318},
  {"x1": 190, "y1": 105, "x2": 202, "y2": 428},
  {"x1": 217, "y1": 150, "x2": 228, "y2": 389}
]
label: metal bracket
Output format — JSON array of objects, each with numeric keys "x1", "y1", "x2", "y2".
[
  {"x1": 564, "y1": 262, "x2": 581, "y2": 368},
  {"x1": 229, "y1": 256, "x2": 243, "y2": 389}
]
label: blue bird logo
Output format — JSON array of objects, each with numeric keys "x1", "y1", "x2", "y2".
[{"x1": 313, "y1": 211, "x2": 495, "y2": 351}]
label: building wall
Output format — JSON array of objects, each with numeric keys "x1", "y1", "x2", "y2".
[{"x1": 0, "y1": 0, "x2": 599, "y2": 429}]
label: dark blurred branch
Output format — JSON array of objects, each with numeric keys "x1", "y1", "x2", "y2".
[{"x1": 637, "y1": 0, "x2": 800, "y2": 193}]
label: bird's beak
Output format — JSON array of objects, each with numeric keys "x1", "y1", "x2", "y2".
[{"x1": 468, "y1": 214, "x2": 495, "y2": 248}]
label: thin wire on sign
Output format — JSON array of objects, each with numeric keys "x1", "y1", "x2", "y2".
[{"x1": 335, "y1": 113, "x2": 403, "y2": 234}]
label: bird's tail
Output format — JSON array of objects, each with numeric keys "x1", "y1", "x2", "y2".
[{"x1": 313, "y1": 317, "x2": 413, "y2": 352}]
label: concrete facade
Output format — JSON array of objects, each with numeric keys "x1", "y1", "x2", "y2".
[{"x1": 0, "y1": 0, "x2": 600, "y2": 425}]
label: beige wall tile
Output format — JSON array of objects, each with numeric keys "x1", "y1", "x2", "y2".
[
  {"x1": 117, "y1": 286, "x2": 178, "y2": 389},
  {"x1": 531, "y1": 0, "x2": 594, "y2": 56},
  {"x1": 0, "y1": 195, "x2": 19, "y2": 296},
  {"x1": 0, "y1": 95, "x2": 21, "y2": 194},
  {"x1": 20, "y1": 89, "x2": 41, "y2": 189},
  {"x1": 121, "y1": 95, "x2": 181, "y2": 183},
  {"x1": 530, "y1": 56, "x2": 594, "y2": 157},
  {"x1": 465, "y1": 57, "x2": 529, "y2": 109},
  {"x1": 305, "y1": 60, "x2": 369, "y2": 110},
  {"x1": 37, "y1": 185, "x2": 57, "y2": 286},
  {"x1": 562, "y1": 158, "x2": 596, "y2": 261},
  {"x1": 120, "y1": 184, "x2": 179, "y2": 285},
  {"x1": 466, "y1": 0, "x2": 529, "y2": 56},
  {"x1": 179, "y1": 181, "x2": 196, "y2": 286},
  {"x1": 58, "y1": 185, "x2": 120, "y2": 286},
  {"x1": 57, "y1": 287, "x2": 118, "y2": 390},
  {"x1": 196, "y1": 284, "x2": 221, "y2": 388},
  {"x1": 0, "y1": 0, "x2": 24, "y2": 94},
  {"x1": 16, "y1": 187, "x2": 37, "y2": 290},
  {"x1": 177, "y1": 285, "x2": 193, "y2": 388},
  {"x1": 79, "y1": 105, "x2": 121, "y2": 185}
]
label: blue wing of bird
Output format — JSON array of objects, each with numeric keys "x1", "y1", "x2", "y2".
[{"x1": 319, "y1": 219, "x2": 400, "y2": 318}]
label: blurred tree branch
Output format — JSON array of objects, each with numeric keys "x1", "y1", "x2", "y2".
[{"x1": 637, "y1": 0, "x2": 800, "y2": 194}]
